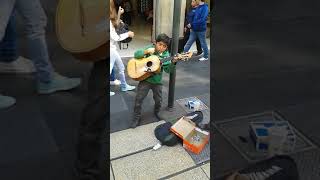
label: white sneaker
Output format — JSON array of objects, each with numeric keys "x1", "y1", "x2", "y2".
[
  {"x1": 199, "y1": 57, "x2": 208, "y2": 61},
  {"x1": 0, "y1": 56, "x2": 35, "y2": 73},
  {"x1": 110, "y1": 79, "x2": 121, "y2": 85},
  {"x1": 110, "y1": 91, "x2": 115, "y2": 96}
]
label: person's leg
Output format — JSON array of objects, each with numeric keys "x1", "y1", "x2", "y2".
[
  {"x1": 75, "y1": 60, "x2": 107, "y2": 180},
  {"x1": 15, "y1": 0, "x2": 81, "y2": 93},
  {"x1": 112, "y1": 49, "x2": 135, "y2": 91},
  {"x1": 110, "y1": 68, "x2": 116, "y2": 81},
  {"x1": 0, "y1": 1, "x2": 17, "y2": 109},
  {"x1": 0, "y1": 0, "x2": 16, "y2": 41},
  {"x1": 196, "y1": 31, "x2": 209, "y2": 60},
  {"x1": 183, "y1": 30, "x2": 197, "y2": 53},
  {"x1": 152, "y1": 84, "x2": 163, "y2": 121},
  {"x1": 131, "y1": 81, "x2": 150, "y2": 128},
  {"x1": 109, "y1": 67, "x2": 120, "y2": 86},
  {"x1": 195, "y1": 38, "x2": 203, "y2": 55},
  {"x1": 182, "y1": 28, "x2": 190, "y2": 51},
  {"x1": 15, "y1": 0, "x2": 52, "y2": 82},
  {"x1": 0, "y1": 13, "x2": 18, "y2": 63},
  {"x1": 0, "y1": 12, "x2": 36, "y2": 74},
  {"x1": 110, "y1": 49, "x2": 117, "y2": 95}
]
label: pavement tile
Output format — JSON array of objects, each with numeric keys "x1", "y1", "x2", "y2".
[
  {"x1": 110, "y1": 121, "x2": 165, "y2": 159},
  {"x1": 201, "y1": 162, "x2": 211, "y2": 178},
  {"x1": 111, "y1": 145, "x2": 196, "y2": 180},
  {"x1": 168, "y1": 167, "x2": 209, "y2": 180}
]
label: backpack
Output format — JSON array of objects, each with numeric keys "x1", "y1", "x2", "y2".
[{"x1": 154, "y1": 122, "x2": 182, "y2": 146}]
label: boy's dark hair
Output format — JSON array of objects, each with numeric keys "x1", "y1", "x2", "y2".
[{"x1": 156, "y1": 33, "x2": 170, "y2": 47}]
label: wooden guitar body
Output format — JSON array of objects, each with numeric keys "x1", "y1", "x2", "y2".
[
  {"x1": 127, "y1": 55, "x2": 161, "y2": 81},
  {"x1": 127, "y1": 52, "x2": 192, "y2": 81},
  {"x1": 55, "y1": 0, "x2": 108, "y2": 62}
]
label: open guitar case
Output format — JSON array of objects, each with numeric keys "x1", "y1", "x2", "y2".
[{"x1": 153, "y1": 111, "x2": 209, "y2": 150}]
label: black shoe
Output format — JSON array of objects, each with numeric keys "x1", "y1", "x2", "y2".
[
  {"x1": 196, "y1": 52, "x2": 203, "y2": 56},
  {"x1": 130, "y1": 118, "x2": 140, "y2": 128}
]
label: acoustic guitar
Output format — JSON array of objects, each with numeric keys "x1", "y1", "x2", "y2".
[
  {"x1": 55, "y1": 0, "x2": 108, "y2": 62},
  {"x1": 127, "y1": 52, "x2": 192, "y2": 81}
]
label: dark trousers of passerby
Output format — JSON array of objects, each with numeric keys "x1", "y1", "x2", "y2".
[
  {"x1": 132, "y1": 81, "x2": 162, "y2": 124},
  {"x1": 183, "y1": 28, "x2": 202, "y2": 55},
  {"x1": 123, "y1": 12, "x2": 132, "y2": 26},
  {"x1": 75, "y1": 60, "x2": 107, "y2": 180}
]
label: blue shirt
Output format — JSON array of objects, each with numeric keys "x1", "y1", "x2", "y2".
[{"x1": 191, "y1": 3, "x2": 209, "y2": 32}]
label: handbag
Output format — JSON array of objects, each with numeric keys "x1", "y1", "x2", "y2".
[{"x1": 115, "y1": 21, "x2": 132, "y2": 43}]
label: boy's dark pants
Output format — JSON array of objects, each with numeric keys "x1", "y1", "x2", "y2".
[{"x1": 133, "y1": 81, "x2": 162, "y2": 123}]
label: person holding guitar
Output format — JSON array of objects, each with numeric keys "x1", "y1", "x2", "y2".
[
  {"x1": 130, "y1": 33, "x2": 176, "y2": 128},
  {"x1": 110, "y1": 0, "x2": 135, "y2": 96}
]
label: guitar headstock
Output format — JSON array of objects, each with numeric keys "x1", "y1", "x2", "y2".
[{"x1": 172, "y1": 52, "x2": 193, "y2": 62}]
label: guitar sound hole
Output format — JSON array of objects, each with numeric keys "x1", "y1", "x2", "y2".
[{"x1": 146, "y1": 61, "x2": 153, "y2": 67}]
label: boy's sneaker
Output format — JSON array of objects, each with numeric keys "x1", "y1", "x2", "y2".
[
  {"x1": 37, "y1": 73, "x2": 81, "y2": 94},
  {"x1": 0, "y1": 56, "x2": 35, "y2": 74},
  {"x1": 110, "y1": 91, "x2": 115, "y2": 96},
  {"x1": 110, "y1": 79, "x2": 121, "y2": 85},
  {"x1": 0, "y1": 94, "x2": 16, "y2": 109},
  {"x1": 130, "y1": 118, "x2": 140, "y2": 128},
  {"x1": 120, "y1": 84, "x2": 135, "y2": 92},
  {"x1": 199, "y1": 57, "x2": 208, "y2": 61}
]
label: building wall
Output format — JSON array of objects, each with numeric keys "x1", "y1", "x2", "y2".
[{"x1": 154, "y1": 0, "x2": 186, "y2": 38}]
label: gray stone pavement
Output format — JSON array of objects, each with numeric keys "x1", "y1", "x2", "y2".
[
  {"x1": 110, "y1": 53, "x2": 211, "y2": 179},
  {"x1": 212, "y1": 15, "x2": 320, "y2": 179}
]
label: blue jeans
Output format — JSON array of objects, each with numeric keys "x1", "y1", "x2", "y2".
[
  {"x1": 0, "y1": 0, "x2": 53, "y2": 83},
  {"x1": 0, "y1": 14, "x2": 18, "y2": 62},
  {"x1": 110, "y1": 48, "x2": 127, "y2": 87},
  {"x1": 110, "y1": 68, "x2": 116, "y2": 81},
  {"x1": 183, "y1": 30, "x2": 209, "y2": 59}
]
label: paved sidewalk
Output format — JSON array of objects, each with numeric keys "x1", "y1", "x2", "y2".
[
  {"x1": 110, "y1": 121, "x2": 210, "y2": 180},
  {"x1": 110, "y1": 53, "x2": 211, "y2": 179}
]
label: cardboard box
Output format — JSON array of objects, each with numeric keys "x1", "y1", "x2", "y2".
[
  {"x1": 170, "y1": 117, "x2": 209, "y2": 154},
  {"x1": 249, "y1": 121, "x2": 296, "y2": 153}
]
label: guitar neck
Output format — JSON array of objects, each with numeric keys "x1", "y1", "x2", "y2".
[
  {"x1": 160, "y1": 53, "x2": 189, "y2": 63},
  {"x1": 160, "y1": 56, "x2": 174, "y2": 63}
]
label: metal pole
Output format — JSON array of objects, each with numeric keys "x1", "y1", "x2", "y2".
[{"x1": 168, "y1": 0, "x2": 182, "y2": 109}]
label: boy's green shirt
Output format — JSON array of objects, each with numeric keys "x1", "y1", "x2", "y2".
[{"x1": 134, "y1": 44, "x2": 175, "y2": 85}]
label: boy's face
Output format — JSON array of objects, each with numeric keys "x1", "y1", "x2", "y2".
[{"x1": 155, "y1": 41, "x2": 167, "y2": 54}]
